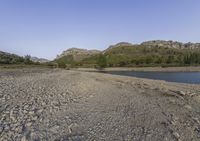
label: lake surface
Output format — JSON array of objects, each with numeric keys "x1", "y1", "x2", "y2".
[{"x1": 106, "y1": 71, "x2": 200, "y2": 84}]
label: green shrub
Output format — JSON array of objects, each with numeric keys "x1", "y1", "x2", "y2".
[
  {"x1": 57, "y1": 61, "x2": 66, "y2": 68},
  {"x1": 97, "y1": 55, "x2": 107, "y2": 68}
]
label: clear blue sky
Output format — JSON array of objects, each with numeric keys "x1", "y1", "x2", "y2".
[{"x1": 0, "y1": 0, "x2": 200, "y2": 60}]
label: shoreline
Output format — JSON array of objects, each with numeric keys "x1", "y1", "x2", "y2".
[
  {"x1": 75, "y1": 66, "x2": 200, "y2": 72},
  {"x1": 1, "y1": 65, "x2": 200, "y2": 72}
]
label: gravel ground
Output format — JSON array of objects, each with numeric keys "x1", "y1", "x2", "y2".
[{"x1": 0, "y1": 68, "x2": 200, "y2": 141}]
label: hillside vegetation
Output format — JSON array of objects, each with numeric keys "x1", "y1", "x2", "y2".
[
  {"x1": 0, "y1": 51, "x2": 55, "y2": 68},
  {"x1": 2, "y1": 40, "x2": 200, "y2": 68},
  {"x1": 0, "y1": 51, "x2": 29, "y2": 64},
  {"x1": 55, "y1": 41, "x2": 200, "y2": 68}
]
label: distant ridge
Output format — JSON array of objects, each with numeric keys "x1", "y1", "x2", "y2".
[
  {"x1": 1, "y1": 39, "x2": 200, "y2": 67},
  {"x1": 30, "y1": 57, "x2": 49, "y2": 63},
  {"x1": 56, "y1": 48, "x2": 101, "y2": 61},
  {"x1": 55, "y1": 40, "x2": 200, "y2": 67},
  {"x1": 141, "y1": 40, "x2": 200, "y2": 49},
  {"x1": 56, "y1": 40, "x2": 200, "y2": 59},
  {"x1": 104, "y1": 42, "x2": 133, "y2": 53}
]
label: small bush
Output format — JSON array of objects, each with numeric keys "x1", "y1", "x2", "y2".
[
  {"x1": 57, "y1": 61, "x2": 66, "y2": 68},
  {"x1": 97, "y1": 55, "x2": 107, "y2": 68}
]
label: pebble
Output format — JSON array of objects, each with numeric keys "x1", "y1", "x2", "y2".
[
  {"x1": 178, "y1": 91, "x2": 186, "y2": 96},
  {"x1": 193, "y1": 117, "x2": 200, "y2": 124},
  {"x1": 4, "y1": 125, "x2": 10, "y2": 131},
  {"x1": 26, "y1": 122, "x2": 32, "y2": 127},
  {"x1": 29, "y1": 111, "x2": 35, "y2": 115},
  {"x1": 0, "y1": 126, "x2": 3, "y2": 133},
  {"x1": 15, "y1": 126, "x2": 23, "y2": 133},
  {"x1": 173, "y1": 132, "x2": 180, "y2": 139},
  {"x1": 184, "y1": 105, "x2": 192, "y2": 110},
  {"x1": 68, "y1": 123, "x2": 78, "y2": 133},
  {"x1": 50, "y1": 125, "x2": 60, "y2": 133},
  {"x1": 21, "y1": 136, "x2": 28, "y2": 141},
  {"x1": 30, "y1": 132, "x2": 40, "y2": 140},
  {"x1": 37, "y1": 109, "x2": 43, "y2": 113},
  {"x1": 32, "y1": 116, "x2": 38, "y2": 121}
]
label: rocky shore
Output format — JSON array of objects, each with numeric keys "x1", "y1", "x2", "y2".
[
  {"x1": 76, "y1": 66, "x2": 200, "y2": 72},
  {"x1": 0, "y1": 68, "x2": 200, "y2": 141}
]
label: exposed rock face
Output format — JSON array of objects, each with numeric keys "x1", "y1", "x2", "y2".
[
  {"x1": 110, "y1": 42, "x2": 133, "y2": 47},
  {"x1": 57, "y1": 43, "x2": 133, "y2": 57},
  {"x1": 57, "y1": 48, "x2": 101, "y2": 58},
  {"x1": 56, "y1": 48, "x2": 101, "y2": 60},
  {"x1": 141, "y1": 40, "x2": 200, "y2": 49},
  {"x1": 0, "y1": 51, "x2": 8, "y2": 55},
  {"x1": 104, "y1": 42, "x2": 133, "y2": 52},
  {"x1": 56, "y1": 40, "x2": 200, "y2": 60},
  {"x1": 30, "y1": 57, "x2": 49, "y2": 63},
  {"x1": 0, "y1": 51, "x2": 17, "y2": 56}
]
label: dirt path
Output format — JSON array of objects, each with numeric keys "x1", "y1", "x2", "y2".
[{"x1": 0, "y1": 68, "x2": 200, "y2": 141}]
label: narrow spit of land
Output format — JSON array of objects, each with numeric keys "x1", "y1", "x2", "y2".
[{"x1": 0, "y1": 68, "x2": 200, "y2": 141}]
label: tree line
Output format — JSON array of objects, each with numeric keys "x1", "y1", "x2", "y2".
[
  {"x1": 62, "y1": 46, "x2": 200, "y2": 68},
  {"x1": 0, "y1": 53, "x2": 33, "y2": 65}
]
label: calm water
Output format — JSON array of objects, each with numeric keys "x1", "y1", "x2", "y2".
[{"x1": 106, "y1": 71, "x2": 200, "y2": 84}]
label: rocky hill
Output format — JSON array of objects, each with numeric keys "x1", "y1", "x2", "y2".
[
  {"x1": 57, "y1": 48, "x2": 100, "y2": 59},
  {"x1": 55, "y1": 40, "x2": 200, "y2": 67},
  {"x1": 104, "y1": 42, "x2": 133, "y2": 52},
  {"x1": 56, "y1": 40, "x2": 200, "y2": 60},
  {"x1": 56, "y1": 48, "x2": 101, "y2": 63},
  {"x1": 0, "y1": 51, "x2": 25, "y2": 64},
  {"x1": 141, "y1": 40, "x2": 200, "y2": 49}
]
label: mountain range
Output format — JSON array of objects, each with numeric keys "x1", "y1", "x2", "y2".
[
  {"x1": 56, "y1": 40, "x2": 200, "y2": 60},
  {"x1": 1, "y1": 40, "x2": 200, "y2": 67},
  {"x1": 55, "y1": 40, "x2": 200, "y2": 67}
]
